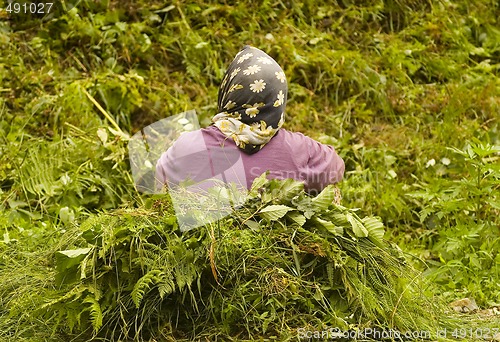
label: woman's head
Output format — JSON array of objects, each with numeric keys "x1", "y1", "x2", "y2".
[{"x1": 213, "y1": 46, "x2": 288, "y2": 154}]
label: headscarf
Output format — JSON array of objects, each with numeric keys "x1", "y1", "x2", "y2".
[{"x1": 212, "y1": 46, "x2": 288, "y2": 154}]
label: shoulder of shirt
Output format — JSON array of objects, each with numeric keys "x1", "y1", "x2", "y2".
[{"x1": 276, "y1": 128, "x2": 308, "y2": 140}]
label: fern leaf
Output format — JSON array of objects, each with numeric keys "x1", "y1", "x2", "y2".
[
  {"x1": 39, "y1": 285, "x2": 88, "y2": 310},
  {"x1": 83, "y1": 296, "x2": 103, "y2": 332},
  {"x1": 158, "y1": 277, "x2": 176, "y2": 299},
  {"x1": 131, "y1": 270, "x2": 163, "y2": 308}
]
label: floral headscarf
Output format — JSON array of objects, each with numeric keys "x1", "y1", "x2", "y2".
[{"x1": 212, "y1": 46, "x2": 287, "y2": 154}]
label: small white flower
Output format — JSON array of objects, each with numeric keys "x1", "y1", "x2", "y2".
[
  {"x1": 60, "y1": 174, "x2": 71, "y2": 185},
  {"x1": 257, "y1": 56, "x2": 273, "y2": 64},
  {"x1": 388, "y1": 169, "x2": 397, "y2": 179},
  {"x1": 441, "y1": 157, "x2": 451, "y2": 166},
  {"x1": 273, "y1": 90, "x2": 285, "y2": 107},
  {"x1": 230, "y1": 67, "x2": 241, "y2": 79},
  {"x1": 265, "y1": 33, "x2": 275, "y2": 41},
  {"x1": 250, "y1": 79, "x2": 266, "y2": 93},
  {"x1": 426, "y1": 159, "x2": 436, "y2": 168},
  {"x1": 245, "y1": 108, "x2": 259, "y2": 118},
  {"x1": 228, "y1": 84, "x2": 243, "y2": 93},
  {"x1": 224, "y1": 101, "x2": 237, "y2": 110},
  {"x1": 219, "y1": 120, "x2": 230, "y2": 131},
  {"x1": 243, "y1": 64, "x2": 261, "y2": 75},
  {"x1": 250, "y1": 122, "x2": 261, "y2": 130},
  {"x1": 243, "y1": 102, "x2": 265, "y2": 118},
  {"x1": 275, "y1": 71, "x2": 286, "y2": 83},
  {"x1": 237, "y1": 53, "x2": 253, "y2": 64}
]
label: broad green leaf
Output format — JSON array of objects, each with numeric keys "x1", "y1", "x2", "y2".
[
  {"x1": 244, "y1": 220, "x2": 261, "y2": 231},
  {"x1": 293, "y1": 196, "x2": 316, "y2": 218},
  {"x1": 249, "y1": 172, "x2": 269, "y2": 196},
  {"x1": 57, "y1": 248, "x2": 92, "y2": 259},
  {"x1": 330, "y1": 213, "x2": 349, "y2": 226},
  {"x1": 347, "y1": 213, "x2": 368, "y2": 238},
  {"x1": 286, "y1": 211, "x2": 306, "y2": 226},
  {"x1": 268, "y1": 178, "x2": 304, "y2": 202},
  {"x1": 259, "y1": 204, "x2": 293, "y2": 221},
  {"x1": 315, "y1": 217, "x2": 343, "y2": 236},
  {"x1": 362, "y1": 216, "x2": 385, "y2": 242},
  {"x1": 311, "y1": 185, "x2": 336, "y2": 210},
  {"x1": 55, "y1": 248, "x2": 92, "y2": 285}
]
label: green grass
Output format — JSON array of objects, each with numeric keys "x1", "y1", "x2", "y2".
[{"x1": 1, "y1": 0, "x2": 499, "y2": 340}]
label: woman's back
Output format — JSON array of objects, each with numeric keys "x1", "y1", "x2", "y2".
[{"x1": 156, "y1": 125, "x2": 344, "y2": 194}]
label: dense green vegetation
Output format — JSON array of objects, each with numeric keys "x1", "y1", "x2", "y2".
[{"x1": 1, "y1": 0, "x2": 499, "y2": 340}]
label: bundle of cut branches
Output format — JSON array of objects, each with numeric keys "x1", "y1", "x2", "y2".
[{"x1": 21, "y1": 175, "x2": 451, "y2": 341}]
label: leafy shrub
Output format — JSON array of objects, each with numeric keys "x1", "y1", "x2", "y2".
[{"x1": 407, "y1": 140, "x2": 500, "y2": 305}]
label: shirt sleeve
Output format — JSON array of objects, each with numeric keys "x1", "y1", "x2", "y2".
[
  {"x1": 300, "y1": 134, "x2": 345, "y2": 193},
  {"x1": 155, "y1": 151, "x2": 169, "y2": 192}
]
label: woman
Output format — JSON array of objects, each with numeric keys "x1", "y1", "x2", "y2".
[{"x1": 156, "y1": 46, "x2": 344, "y2": 195}]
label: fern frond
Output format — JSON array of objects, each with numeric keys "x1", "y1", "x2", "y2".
[
  {"x1": 84, "y1": 296, "x2": 103, "y2": 332},
  {"x1": 39, "y1": 285, "x2": 88, "y2": 310},
  {"x1": 131, "y1": 270, "x2": 164, "y2": 308}
]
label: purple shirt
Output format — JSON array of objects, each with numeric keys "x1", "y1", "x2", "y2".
[{"x1": 156, "y1": 125, "x2": 344, "y2": 193}]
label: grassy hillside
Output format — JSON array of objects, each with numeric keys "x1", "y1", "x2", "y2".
[{"x1": 1, "y1": 0, "x2": 499, "y2": 340}]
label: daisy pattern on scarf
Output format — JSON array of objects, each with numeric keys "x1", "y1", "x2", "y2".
[
  {"x1": 260, "y1": 124, "x2": 276, "y2": 137},
  {"x1": 243, "y1": 64, "x2": 261, "y2": 75},
  {"x1": 221, "y1": 74, "x2": 229, "y2": 88},
  {"x1": 243, "y1": 102, "x2": 265, "y2": 118},
  {"x1": 250, "y1": 121, "x2": 261, "y2": 131},
  {"x1": 258, "y1": 120, "x2": 276, "y2": 137},
  {"x1": 229, "y1": 112, "x2": 242, "y2": 120},
  {"x1": 275, "y1": 71, "x2": 286, "y2": 83},
  {"x1": 249, "y1": 79, "x2": 266, "y2": 93},
  {"x1": 278, "y1": 112, "x2": 285, "y2": 127},
  {"x1": 273, "y1": 90, "x2": 285, "y2": 107},
  {"x1": 228, "y1": 83, "x2": 244, "y2": 93},
  {"x1": 218, "y1": 120, "x2": 230, "y2": 132},
  {"x1": 237, "y1": 53, "x2": 253, "y2": 64},
  {"x1": 257, "y1": 56, "x2": 273, "y2": 64},
  {"x1": 224, "y1": 100, "x2": 237, "y2": 110},
  {"x1": 230, "y1": 67, "x2": 241, "y2": 79}
]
